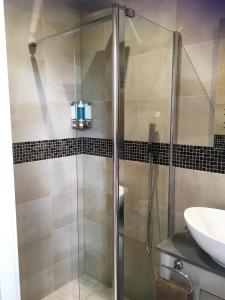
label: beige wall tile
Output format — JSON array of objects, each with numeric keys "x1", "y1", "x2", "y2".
[
  {"x1": 53, "y1": 255, "x2": 79, "y2": 290},
  {"x1": 217, "y1": 38, "x2": 225, "y2": 73},
  {"x1": 84, "y1": 219, "x2": 108, "y2": 260},
  {"x1": 42, "y1": 33, "x2": 75, "y2": 65},
  {"x1": 8, "y1": 55, "x2": 47, "y2": 143},
  {"x1": 76, "y1": 154, "x2": 83, "y2": 189},
  {"x1": 215, "y1": 104, "x2": 225, "y2": 134},
  {"x1": 124, "y1": 55, "x2": 140, "y2": 101},
  {"x1": 125, "y1": 15, "x2": 173, "y2": 57},
  {"x1": 136, "y1": 98, "x2": 171, "y2": 143},
  {"x1": 124, "y1": 198, "x2": 167, "y2": 243},
  {"x1": 175, "y1": 167, "x2": 225, "y2": 231},
  {"x1": 83, "y1": 155, "x2": 112, "y2": 194},
  {"x1": 216, "y1": 71, "x2": 225, "y2": 102},
  {"x1": 124, "y1": 98, "x2": 171, "y2": 143},
  {"x1": 5, "y1": 5, "x2": 44, "y2": 57},
  {"x1": 175, "y1": 167, "x2": 225, "y2": 212},
  {"x1": 125, "y1": 271, "x2": 154, "y2": 300},
  {"x1": 124, "y1": 237, "x2": 154, "y2": 282},
  {"x1": 180, "y1": 49, "x2": 209, "y2": 97},
  {"x1": 81, "y1": 56, "x2": 107, "y2": 102},
  {"x1": 19, "y1": 234, "x2": 52, "y2": 281},
  {"x1": 137, "y1": 50, "x2": 172, "y2": 100},
  {"x1": 21, "y1": 268, "x2": 54, "y2": 300},
  {"x1": 174, "y1": 211, "x2": 186, "y2": 233},
  {"x1": 52, "y1": 223, "x2": 78, "y2": 263},
  {"x1": 184, "y1": 41, "x2": 216, "y2": 96},
  {"x1": 125, "y1": 50, "x2": 172, "y2": 102},
  {"x1": 124, "y1": 100, "x2": 138, "y2": 140},
  {"x1": 177, "y1": 96, "x2": 214, "y2": 146},
  {"x1": 45, "y1": 61, "x2": 75, "y2": 103},
  {"x1": 50, "y1": 156, "x2": 77, "y2": 196},
  {"x1": 123, "y1": 160, "x2": 149, "y2": 201},
  {"x1": 11, "y1": 100, "x2": 48, "y2": 143},
  {"x1": 14, "y1": 160, "x2": 50, "y2": 204},
  {"x1": 80, "y1": 23, "x2": 106, "y2": 59},
  {"x1": 152, "y1": 165, "x2": 169, "y2": 210},
  {"x1": 84, "y1": 252, "x2": 113, "y2": 286},
  {"x1": 47, "y1": 101, "x2": 76, "y2": 139},
  {"x1": 17, "y1": 197, "x2": 51, "y2": 244},
  {"x1": 84, "y1": 188, "x2": 112, "y2": 226},
  {"x1": 81, "y1": 101, "x2": 112, "y2": 139},
  {"x1": 51, "y1": 188, "x2": 77, "y2": 229}
]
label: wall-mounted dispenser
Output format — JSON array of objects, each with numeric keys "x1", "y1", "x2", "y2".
[{"x1": 71, "y1": 101, "x2": 92, "y2": 129}]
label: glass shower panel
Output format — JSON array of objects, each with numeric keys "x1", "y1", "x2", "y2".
[
  {"x1": 177, "y1": 46, "x2": 214, "y2": 146},
  {"x1": 122, "y1": 16, "x2": 173, "y2": 300},
  {"x1": 75, "y1": 15, "x2": 115, "y2": 300},
  {"x1": 174, "y1": 45, "x2": 215, "y2": 234},
  {"x1": 11, "y1": 22, "x2": 80, "y2": 300}
]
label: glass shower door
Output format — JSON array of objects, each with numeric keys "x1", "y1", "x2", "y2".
[
  {"x1": 75, "y1": 6, "x2": 174, "y2": 300},
  {"x1": 75, "y1": 9, "x2": 115, "y2": 300},
  {"x1": 122, "y1": 15, "x2": 174, "y2": 300}
]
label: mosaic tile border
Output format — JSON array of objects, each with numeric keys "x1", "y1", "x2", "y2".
[
  {"x1": 214, "y1": 134, "x2": 225, "y2": 149},
  {"x1": 13, "y1": 137, "x2": 225, "y2": 174},
  {"x1": 13, "y1": 138, "x2": 82, "y2": 164}
]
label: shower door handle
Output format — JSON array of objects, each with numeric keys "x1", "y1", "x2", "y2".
[{"x1": 147, "y1": 124, "x2": 155, "y2": 255}]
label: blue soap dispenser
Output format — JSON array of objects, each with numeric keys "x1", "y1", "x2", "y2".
[{"x1": 77, "y1": 100, "x2": 85, "y2": 128}]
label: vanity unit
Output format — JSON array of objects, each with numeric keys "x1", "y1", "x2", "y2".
[{"x1": 157, "y1": 232, "x2": 225, "y2": 300}]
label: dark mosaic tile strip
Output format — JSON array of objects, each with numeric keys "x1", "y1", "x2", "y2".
[
  {"x1": 13, "y1": 137, "x2": 225, "y2": 174},
  {"x1": 13, "y1": 138, "x2": 82, "y2": 164},
  {"x1": 214, "y1": 134, "x2": 225, "y2": 149},
  {"x1": 152, "y1": 143, "x2": 170, "y2": 166},
  {"x1": 123, "y1": 140, "x2": 149, "y2": 162},
  {"x1": 173, "y1": 144, "x2": 225, "y2": 174},
  {"x1": 82, "y1": 138, "x2": 112, "y2": 158}
]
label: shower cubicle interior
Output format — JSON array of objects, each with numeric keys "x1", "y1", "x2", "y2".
[{"x1": 5, "y1": 0, "x2": 211, "y2": 300}]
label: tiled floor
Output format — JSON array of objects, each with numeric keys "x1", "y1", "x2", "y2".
[{"x1": 41, "y1": 273, "x2": 120, "y2": 300}]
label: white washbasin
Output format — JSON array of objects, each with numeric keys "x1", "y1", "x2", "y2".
[{"x1": 184, "y1": 207, "x2": 225, "y2": 268}]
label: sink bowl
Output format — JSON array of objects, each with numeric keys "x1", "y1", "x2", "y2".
[{"x1": 184, "y1": 207, "x2": 225, "y2": 268}]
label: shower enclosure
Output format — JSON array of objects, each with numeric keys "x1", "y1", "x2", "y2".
[
  {"x1": 9, "y1": 2, "x2": 179, "y2": 300},
  {"x1": 75, "y1": 5, "x2": 176, "y2": 299}
]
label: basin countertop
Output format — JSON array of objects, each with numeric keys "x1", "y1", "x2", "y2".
[{"x1": 157, "y1": 231, "x2": 225, "y2": 278}]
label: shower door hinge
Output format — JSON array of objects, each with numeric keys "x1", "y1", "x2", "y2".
[{"x1": 125, "y1": 7, "x2": 135, "y2": 18}]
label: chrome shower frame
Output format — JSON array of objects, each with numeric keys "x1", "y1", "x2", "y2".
[
  {"x1": 168, "y1": 31, "x2": 182, "y2": 237},
  {"x1": 112, "y1": 4, "x2": 135, "y2": 300}
]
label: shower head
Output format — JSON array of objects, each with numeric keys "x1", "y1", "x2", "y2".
[{"x1": 66, "y1": 0, "x2": 112, "y2": 13}]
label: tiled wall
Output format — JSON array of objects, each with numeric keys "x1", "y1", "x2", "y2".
[{"x1": 5, "y1": 0, "x2": 83, "y2": 299}]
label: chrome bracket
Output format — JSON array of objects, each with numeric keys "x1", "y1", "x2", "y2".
[
  {"x1": 174, "y1": 259, "x2": 183, "y2": 271},
  {"x1": 125, "y1": 7, "x2": 135, "y2": 18}
]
